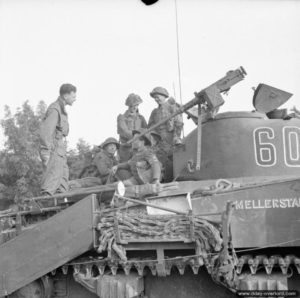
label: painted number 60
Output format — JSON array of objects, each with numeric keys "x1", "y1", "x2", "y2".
[{"x1": 253, "y1": 126, "x2": 300, "y2": 167}]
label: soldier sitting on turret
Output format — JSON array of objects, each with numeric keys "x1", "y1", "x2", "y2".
[{"x1": 112, "y1": 129, "x2": 161, "y2": 186}]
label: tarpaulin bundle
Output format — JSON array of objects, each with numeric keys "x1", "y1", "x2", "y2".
[{"x1": 97, "y1": 212, "x2": 223, "y2": 261}]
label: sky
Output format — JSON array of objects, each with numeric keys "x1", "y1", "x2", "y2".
[{"x1": 0, "y1": 0, "x2": 299, "y2": 149}]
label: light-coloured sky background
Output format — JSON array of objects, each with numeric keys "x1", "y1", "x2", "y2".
[{"x1": 0, "y1": 0, "x2": 299, "y2": 149}]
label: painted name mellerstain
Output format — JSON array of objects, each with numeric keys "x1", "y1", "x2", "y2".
[{"x1": 234, "y1": 198, "x2": 300, "y2": 210}]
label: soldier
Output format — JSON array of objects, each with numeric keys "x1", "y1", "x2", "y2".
[
  {"x1": 68, "y1": 138, "x2": 119, "y2": 189},
  {"x1": 148, "y1": 87, "x2": 183, "y2": 181},
  {"x1": 117, "y1": 93, "x2": 147, "y2": 162},
  {"x1": 148, "y1": 87, "x2": 183, "y2": 148},
  {"x1": 112, "y1": 129, "x2": 161, "y2": 186},
  {"x1": 93, "y1": 137, "x2": 119, "y2": 184},
  {"x1": 39, "y1": 83, "x2": 77, "y2": 195},
  {"x1": 148, "y1": 130, "x2": 171, "y2": 182},
  {"x1": 167, "y1": 96, "x2": 184, "y2": 141}
]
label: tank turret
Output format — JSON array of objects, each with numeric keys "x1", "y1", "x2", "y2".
[{"x1": 174, "y1": 111, "x2": 300, "y2": 180}]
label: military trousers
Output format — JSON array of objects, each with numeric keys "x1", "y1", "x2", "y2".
[
  {"x1": 41, "y1": 146, "x2": 69, "y2": 195},
  {"x1": 120, "y1": 168, "x2": 157, "y2": 186},
  {"x1": 69, "y1": 177, "x2": 103, "y2": 190},
  {"x1": 118, "y1": 144, "x2": 132, "y2": 162}
]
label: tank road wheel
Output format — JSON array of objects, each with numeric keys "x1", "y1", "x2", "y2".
[{"x1": 9, "y1": 277, "x2": 53, "y2": 298}]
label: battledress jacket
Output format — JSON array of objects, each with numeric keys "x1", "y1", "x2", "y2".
[
  {"x1": 117, "y1": 110, "x2": 147, "y2": 162},
  {"x1": 148, "y1": 102, "x2": 183, "y2": 141},
  {"x1": 93, "y1": 150, "x2": 118, "y2": 183},
  {"x1": 39, "y1": 97, "x2": 69, "y2": 194},
  {"x1": 117, "y1": 110, "x2": 147, "y2": 144},
  {"x1": 118, "y1": 147, "x2": 161, "y2": 184}
]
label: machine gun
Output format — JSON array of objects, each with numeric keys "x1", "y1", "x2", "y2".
[{"x1": 126, "y1": 66, "x2": 247, "y2": 145}]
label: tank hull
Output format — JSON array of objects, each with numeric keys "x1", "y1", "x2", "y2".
[{"x1": 191, "y1": 178, "x2": 300, "y2": 248}]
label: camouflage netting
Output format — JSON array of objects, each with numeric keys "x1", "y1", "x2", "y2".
[{"x1": 97, "y1": 212, "x2": 223, "y2": 261}]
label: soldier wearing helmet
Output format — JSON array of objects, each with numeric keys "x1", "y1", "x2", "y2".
[
  {"x1": 148, "y1": 87, "x2": 183, "y2": 181},
  {"x1": 68, "y1": 137, "x2": 120, "y2": 189},
  {"x1": 112, "y1": 129, "x2": 161, "y2": 186},
  {"x1": 117, "y1": 93, "x2": 147, "y2": 162},
  {"x1": 92, "y1": 137, "x2": 120, "y2": 184}
]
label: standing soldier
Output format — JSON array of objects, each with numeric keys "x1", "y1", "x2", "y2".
[
  {"x1": 39, "y1": 83, "x2": 77, "y2": 195},
  {"x1": 117, "y1": 93, "x2": 147, "y2": 162},
  {"x1": 148, "y1": 87, "x2": 183, "y2": 146},
  {"x1": 148, "y1": 87, "x2": 183, "y2": 181}
]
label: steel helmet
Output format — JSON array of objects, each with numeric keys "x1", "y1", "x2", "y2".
[
  {"x1": 150, "y1": 87, "x2": 169, "y2": 98},
  {"x1": 125, "y1": 93, "x2": 143, "y2": 107},
  {"x1": 99, "y1": 137, "x2": 120, "y2": 149}
]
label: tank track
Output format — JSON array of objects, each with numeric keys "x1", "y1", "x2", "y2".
[
  {"x1": 236, "y1": 254, "x2": 300, "y2": 275},
  {"x1": 52, "y1": 254, "x2": 300, "y2": 279}
]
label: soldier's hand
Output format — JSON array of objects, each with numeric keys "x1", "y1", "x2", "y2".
[
  {"x1": 111, "y1": 165, "x2": 118, "y2": 175},
  {"x1": 152, "y1": 178, "x2": 160, "y2": 184},
  {"x1": 42, "y1": 155, "x2": 50, "y2": 167},
  {"x1": 40, "y1": 150, "x2": 50, "y2": 167},
  {"x1": 152, "y1": 179, "x2": 161, "y2": 188},
  {"x1": 151, "y1": 180, "x2": 163, "y2": 194}
]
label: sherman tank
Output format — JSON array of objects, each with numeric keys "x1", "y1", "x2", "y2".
[{"x1": 1, "y1": 67, "x2": 300, "y2": 298}]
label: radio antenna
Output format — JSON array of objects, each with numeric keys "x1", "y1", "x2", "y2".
[
  {"x1": 174, "y1": 0, "x2": 183, "y2": 106},
  {"x1": 174, "y1": 0, "x2": 184, "y2": 137}
]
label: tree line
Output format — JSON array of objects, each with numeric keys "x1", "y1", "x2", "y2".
[{"x1": 0, "y1": 101, "x2": 95, "y2": 209}]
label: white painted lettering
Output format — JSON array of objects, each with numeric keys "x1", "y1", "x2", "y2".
[
  {"x1": 272, "y1": 199, "x2": 279, "y2": 208},
  {"x1": 245, "y1": 200, "x2": 252, "y2": 209},
  {"x1": 235, "y1": 200, "x2": 244, "y2": 209},
  {"x1": 280, "y1": 199, "x2": 288, "y2": 208},
  {"x1": 265, "y1": 199, "x2": 272, "y2": 208},
  {"x1": 233, "y1": 197, "x2": 300, "y2": 210},
  {"x1": 292, "y1": 198, "x2": 300, "y2": 207}
]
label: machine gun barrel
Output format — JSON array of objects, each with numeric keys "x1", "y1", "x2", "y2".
[
  {"x1": 126, "y1": 66, "x2": 246, "y2": 144},
  {"x1": 211, "y1": 66, "x2": 247, "y2": 93}
]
